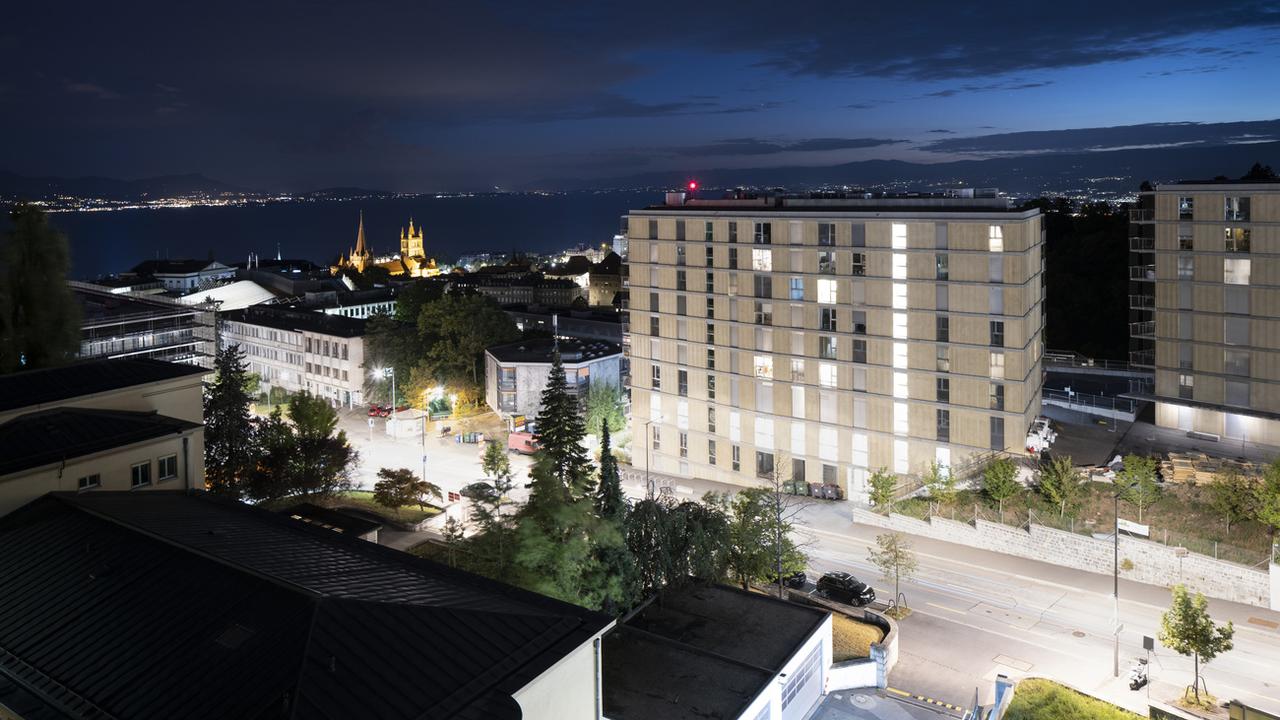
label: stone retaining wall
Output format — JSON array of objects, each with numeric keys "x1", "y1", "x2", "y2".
[{"x1": 852, "y1": 508, "x2": 1273, "y2": 608}]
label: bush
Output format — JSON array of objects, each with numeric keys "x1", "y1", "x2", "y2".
[{"x1": 1005, "y1": 679, "x2": 1140, "y2": 720}]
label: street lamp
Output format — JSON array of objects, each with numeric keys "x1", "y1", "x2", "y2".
[
  {"x1": 641, "y1": 416, "x2": 660, "y2": 499},
  {"x1": 375, "y1": 367, "x2": 396, "y2": 438},
  {"x1": 1113, "y1": 492, "x2": 1121, "y2": 678}
]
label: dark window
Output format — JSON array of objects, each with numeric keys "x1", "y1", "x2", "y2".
[
  {"x1": 706, "y1": 322, "x2": 715, "y2": 344},
  {"x1": 649, "y1": 316, "x2": 659, "y2": 336},
  {"x1": 754, "y1": 301, "x2": 772, "y2": 325},
  {"x1": 851, "y1": 253, "x2": 866, "y2": 276},
  {"x1": 990, "y1": 320, "x2": 1005, "y2": 347},
  {"x1": 936, "y1": 377, "x2": 950, "y2": 403},
  {"x1": 990, "y1": 417, "x2": 1005, "y2": 450},
  {"x1": 937, "y1": 409, "x2": 951, "y2": 443},
  {"x1": 706, "y1": 296, "x2": 715, "y2": 316},
  {"x1": 756, "y1": 451, "x2": 775, "y2": 478},
  {"x1": 706, "y1": 270, "x2": 715, "y2": 292},
  {"x1": 990, "y1": 383, "x2": 1005, "y2": 411},
  {"x1": 729, "y1": 248, "x2": 738, "y2": 269},
  {"x1": 131, "y1": 462, "x2": 151, "y2": 488},
  {"x1": 648, "y1": 219, "x2": 658, "y2": 239},
  {"x1": 676, "y1": 270, "x2": 686, "y2": 291},
  {"x1": 729, "y1": 222, "x2": 738, "y2": 243},
  {"x1": 820, "y1": 308, "x2": 838, "y2": 331},
  {"x1": 707, "y1": 374, "x2": 716, "y2": 399},
  {"x1": 851, "y1": 223, "x2": 866, "y2": 247},
  {"x1": 77, "y1": 474, "x2": 101, "y2": 491},
  {"x1": 676, "y1": 220, "x2": 686, "y2": 241},
  {"x1": 705, "y1": 246, "x2": 714, "y2": 265},
  {"x1": 852, "y1": 339, "x2": 867, "y2": 364},
  {"x1": 707, "y1": 347, "x2": 716, "y2": 369},
  {"x1": 650, "y1": 292, "x2": 659, "y2": 311},
  {"x1": 704, "y1": 221, "x2": 714, "y2": 242},
  {"x1": 708, "y1": 407, "x2": 717, "y2": 433},
  {"x1": 679, "y1": 432, "x2": 688, "y2": 458},
  {"x1": 754, "y1": 222, "x2": 771, "y2": 244},
  {"x1": 818, "y1": 251, "x2": 835, "y2": 274},
  {"x1": 678, "y1": 369, "x2": 688, "y2": 397},
  {"x1": 853, "y1": 310, "x2": 866, "y2": 335},
  {"x1": 937, "y1": 316, "x2": 949, "y2": 342},
  {"x1": 676, "y1": 245, "x2": 686, "y2": 266},
  {"x1": 936, "y1": 254, "x2": 949, "y2": 280},
  {"x1": 793, "y1": 458, "x2": 807, "y2": 484},
  {"x1": 676, "y1": 295, "x2": 687, "y2": 316},
  {"x1": 158, "y1": 454, "x2": 178, "y2": 480},
  {"x1": 822, "y1": 463, "x2": 838, "y2": 485},
  {"x1": 753, "y1": 274, "x2": 772, "y2": 298},
  {"x1": 708, "y1": 439, "x2": 717, "y2": 465},
  {"x1": 818, "y1": 223, "x2": 835, "y2": 246},
  {"x1": 651, "y1": 365, "x2": 661, "y2": 390},
  {"x1": 819, "y1": 336, "x2": 838, "y2": 360},
  {"x1": 732, "y1": 445, "x2": 741, "y2": 471}
]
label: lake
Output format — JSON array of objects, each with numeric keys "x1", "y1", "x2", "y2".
[{"x1": 31, "y1": 191, "x2": 658, "y2": 279}]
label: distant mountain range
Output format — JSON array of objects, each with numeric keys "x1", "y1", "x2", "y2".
[
  {"x1": 0, "y1": 171, "x2": 394, "y2": 202},
  {"x1": 533, "y1": 141, "x2": 1280, "y2": 195}
]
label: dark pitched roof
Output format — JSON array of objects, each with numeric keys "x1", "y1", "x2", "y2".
[
  {"x1": 221, "y1": 306, "x2": 367, "y2": 338},
  {"x1": 0, "y1": 358, "x2": 206, "y2": 415},
  {"x1": 486, "y1": 338, "x2": 621, "y2": 364},
  {"x1": 280, "y1": 502, "x2": 382, "y2": 536},
  {"x1": 604, "y1": 584, "x2": 828, "y2": 720},
  {"x1": 0, "y1": 491, "x2": 612, "y2": 720},
  {"x1": 0, "y1": 408, "x2": 200, "y2": 476},
  {"x1": 129, "y1": 259, "x2": 228, "y2": 276},
  {"x1": 591, "y1": 252, "x2": 621, "y2": 275}
]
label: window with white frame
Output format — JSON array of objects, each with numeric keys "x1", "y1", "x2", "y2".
[
  {"x1": 892, "y1": 223, "x2": 907, "y2": 249},
  {"x1": 852, "y1": 433, "x2": 869, "y2": 468},
  {"x1": 753, "y1": 355, "x2": 773, "y2": 379},
  {"x1": 752, "y1": 248, "x2": 772, "y2": 271},
  {"x1": 988, "y1": 225, "x2": 1003, "y2": 252},
  {"x1": 990, "y1": 352, "x2": 1005, "y2": 380},
  {"x1": 819, "y1": 426, "x2": 838, "y2": 462},
  {"x1": 817, "y1": 278, "x2": 838, "y2": 304},
  {"x1": 819, "y1": 363, "x2": 838, "y2": 388},
  {"x1": 158, "y1": 454, "x2": 178, "y2": 480},
  {"x1": 131, "y1": 461, "x2": 151, "y2": 488},
  {"x1": 754, "y1": 417, "x2": 774, "y2": 450},
  {"x1": 892, "y1": 253, "x2": 907, "y2": 280}
]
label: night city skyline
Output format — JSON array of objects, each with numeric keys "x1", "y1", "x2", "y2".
[{"x1": 3, "y1": 1, "x2": 1279, "y2": 191}]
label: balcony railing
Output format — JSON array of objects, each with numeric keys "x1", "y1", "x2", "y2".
[
  {"x1": 1129, "y1": 349, "x2": 1155, "y2": 367},
  {"x1": 1128, "y1": 208, "x2": 1154, "y2": 222},
  {"x1": 1129, "y1": 265, "x2": 1156, "y2": 281},
  {"x1": 1129, "y1": 236, "x2": 1155, "y2": 251},
  {"x1": 1129, "y1": 320, "x2": 1155, "y2": 338},
  {"x1": 1128, "y1": 294, "x2": 1155, "y2": 309}
]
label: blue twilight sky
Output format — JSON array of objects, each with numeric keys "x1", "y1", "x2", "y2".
[{"x1": 1, "y1": 1, "x2": 1277, "y2": 191}]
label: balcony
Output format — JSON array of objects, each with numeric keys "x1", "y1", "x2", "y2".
[
  {"x1": 1129, "y1": 320, "x2": 1155, "y2": 338},
  {"x1": 1129, "y1": 235, "x2": 1155, "y2": 251},
  {"x1": 1129, "y1": 349, "x2": 1155, "y2": 367},
  {"x1": 1128, "y1": 208, "x2": 1154, "y2": 222},
  {"x1": 1129, "y1": 265, "x2": 1156, "y2": 281},
  {"x1": 1128, "y1": 294, "x2": 1155, "y2": 310}
]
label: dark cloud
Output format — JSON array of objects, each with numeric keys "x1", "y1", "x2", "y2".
[
  {"x1": 65, "y1": 82, "x2": 121, "y2": 100},
  {"x1": 927, "y1": 129, "x2": 954, "y2": 134},
  {"x1": 922, "y1": 119, "x2": 1280, "y2": 155},
  {"x1": 924, "y1": 80, "x2": 1053, "y2": 98},
  {"x1": 668, "y1": 137, "x2": 904, "y2": 157}
]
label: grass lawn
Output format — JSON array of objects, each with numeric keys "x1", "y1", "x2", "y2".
[
  {"x1": 334, "y1": 491, "x2": 441, "y2": 525},
  {"x1": 1005, "y1": 679, "x2": 1141, "y2": 720},
  {"x1": 832, "y1": 614, "x2": 883, "y2": 662},
  {"x1": 894, "y1": 478, "x2": 1273, "y2": 566}
]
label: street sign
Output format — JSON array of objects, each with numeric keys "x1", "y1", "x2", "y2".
[
  {"x1": 1143, "y1": 636, "x2": 1154, "y2": 651},
  {"x1": 1117, "y1": 518, "x2": 1150, "y2": 538},
  {"x1": 367, "y1": 417, "x2": 374, "y2": 427}
]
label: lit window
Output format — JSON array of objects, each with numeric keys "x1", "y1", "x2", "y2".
[
  {"x1": 892, "y1": 283, "x2": 907, "y2": 310},
  {"x1": 1178, "y1": 197, "x2": 1193, "y2": 220},
  {"x1": 753, "y1": 355, "x2": 774, "y2": 379},
  {"x1": 729, "y1": 411, "x2": 742, "y2": 442},
  {"x1": 894, "y1": 439, "x2": 909, "y2": 474},
  {"x1": 892, "y1": 253, "x2": 907, "y2": 280},
  {"x1": 852, "y1": 433, "x2": 869, "y2": 468},
  {"x1": 988, "y1": 225, "x2": 1004, "y2": 252},
  {"x1": 792, "y1": 386, "x2": 805, "y2": 418},
  {"x1": 893, "y1": 402, "x2": 908, "y2": 435},
  {"x1": 893, "y1": 342, "x2": 908, "y2": 369},
  {"x1": 789, "y1": 277, "x2": 804, "y2": 300},
  {"x1": 990, "y1": 352, "x2": 1005, "y2": 380},
  {"x1": 893, "y1": 372, "x2": 908, "y2": 399},
  {"x1": 677, "y1": 399, "x2": 689, "y2": 430},
  {"x1": 893, "y1": 312, "x2": 908, "y2": 339},
  {"x1": 819, "y1": 363, "x2": 838, "y2": 388},
  {"x1": 817, "y1": 278, "x2": 838, "y2": 304},
  {"x1": 819, "y1": 427, "x2": 838, "y2": 462},
  {"x1": 754, "y1": 417, "x2": 774, "y2": 450},
  {"x1": 1224, "y1": 227, "x2": 1251, "y2": 253},
  {"x1": 1224, "y1": 258, "x2": 1251, "y2": 285},
  {"x1": 892, "y1": 223, "x2": 907, "y2": 249},
  {"x1": 752, "y1": 248, "x2": 773, "y2": 271}
]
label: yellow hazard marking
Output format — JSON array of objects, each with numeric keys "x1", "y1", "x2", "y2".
[{"x1": 886, "y1": 687, "x2": 967, "y2": 714}]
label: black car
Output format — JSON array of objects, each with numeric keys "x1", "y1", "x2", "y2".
[
  {"x1": 771, "y1": 570, "x2": 807, "y2": 589},
  {"x1": 816, "y1": 571, "x2": 876, "y2": 606}
]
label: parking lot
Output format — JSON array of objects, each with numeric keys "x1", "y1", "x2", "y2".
[{"x1": 811, "y1": 690, "x2": 962, "y2": 720}]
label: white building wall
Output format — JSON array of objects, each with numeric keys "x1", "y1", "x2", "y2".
[{"x1": 513, "y1": 633, "x2": 607, "y2": 720}]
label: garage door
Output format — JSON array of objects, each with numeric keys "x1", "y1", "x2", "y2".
[{"x1": 780, "y1": 644, "x2": 823, "y2": 720}]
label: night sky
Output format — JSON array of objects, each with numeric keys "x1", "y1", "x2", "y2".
[{"x1": 3, "y1": 1, "x2": 1278, "y2": 192}]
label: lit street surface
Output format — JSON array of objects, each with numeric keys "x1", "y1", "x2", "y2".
[{"x1": 616, "y1": 467, "x2": 1280, "y2": 716}]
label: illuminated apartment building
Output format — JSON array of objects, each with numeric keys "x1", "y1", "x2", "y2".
[
  {"x1": 626, "y1": 191, "x2": 1044, "y2": 502},
  {"x1": 1129, "y1": 180, "x2": 1280, "y2": 444}
]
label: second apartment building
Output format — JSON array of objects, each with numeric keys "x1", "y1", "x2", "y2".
[{"x1": 626, "y1": 191, "x2": 1044, "y2": 501}]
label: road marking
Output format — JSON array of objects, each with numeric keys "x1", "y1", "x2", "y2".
[
  {"x1": 926, "y1": 602, "x2": 968, "y2": 616},
  {"x1": 992, "y1": 654, "x2": 1033, "y2": 672},
  {"x1": 886, "y1": 687, "x2": 967, "y2": 715},
  {"x1": 1247, "y1": 616, "x2": 1279, "y2": 630}
]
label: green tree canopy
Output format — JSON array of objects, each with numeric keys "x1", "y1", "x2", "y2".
[
  {"x1": 1207, "y1": 471, "x2": 1257, "y2": 533},
  {"x1": 921, "y1": 461, "x2": 958, "y2": 507},
  {"x1": 584, "y1": 382, "x2": 625, "y2": 436},
  {"x1": 981, "y1": 458, "x2": 1022, "y2": 521},
  {"x1": 726, "y1": 487, "x2": 805, "y2": 591},
  {"x1": 1037, "y1": 455, "x2": 1084, "y2": 519},
  {"x1": 373, "y1": 467, "x2": 442, "y2": 512},
  {"x1": 867, "y1": 468, "x2": 897, "y2": 513},
  {"x1": 288, "y1": 392, "x2": 358, "y2": 497},
  {"x1": 868, "y1": 532, "x2": 918, "y2": 614},
  {"x1": 204, "y1": 343, "x2": 259, "y2": 498},
  {"x1": 1115, "y1": 454, "x2": 1161, "y2": 523},
  {"x1": 1158, "y1": 584, "x2": 1234, "y2": 703},
  {"x1": 0, "y1": 204, "x2": 81, "y2": 373},
  {"x1": 532, "y1": 350, "x2": 594, "y2": 500},
  {"x1": 1255, "y1": 461, "x2": 1280, "y2": 544}
]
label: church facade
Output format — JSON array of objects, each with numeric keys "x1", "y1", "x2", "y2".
[{"x1": 331, "y1": 213, "x2": 440, "y2": 278}]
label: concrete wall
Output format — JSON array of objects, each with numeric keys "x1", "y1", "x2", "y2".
[
  {"x1": 852, "y1": 508, "x2": 1273, "y2": 608},
  {"x1": 828, "y1": 659, "x2": 879, "y2": 691},
  {"x1": 514, "y1": 631, "x2": 608, "y2": 720},
  {"x1": 0, "y1": 374, "x2": 205, "y2": 426},
  {"x1": 0, "y1": 429, "x2": 205, "y2": 517}
]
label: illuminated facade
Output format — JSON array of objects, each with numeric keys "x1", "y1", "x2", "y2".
[{"x1": 332, "y1": 213, "x2": 439, "y2": 278}]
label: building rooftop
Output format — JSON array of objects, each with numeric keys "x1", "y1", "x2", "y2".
[
  {"x1": 634, "y1": 189, "x2": 1033, "y2": 215},
  {"x1": 449, "y1": 273, "x2": 579, "y2": 289},
  {"x1": 0, "y1": 357, "x2": 206, "y2": 415},
  {"x1": 604, "y1": 584, "x2": 829, "y2": 720},
  {"x1": 130, "y1": 259, "x2": 230, "y2": 276},
  {"x1": 221, "y1": 305, "x2": 368, "y2": 338},
  {"x1": 486, "y1": 337, "x2": 621, "y2": 364},
  {"x1": 280, "y1": 502, "x2": 382, "y2": 537},
  {"x1": 0, "y1": 408, "x2": 200, "y2": 476},
  {"x1": 0, "y1": 491, "x2": 613, "y2": 720}
]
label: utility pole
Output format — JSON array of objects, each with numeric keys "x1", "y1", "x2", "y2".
[{"x1": 1114, "y1": 492, "x2": 1120, "y2": 678}]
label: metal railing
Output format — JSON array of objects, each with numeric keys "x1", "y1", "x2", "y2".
[
  {"x1": 1129, "y1": 235, "x2": 1155, "y2": 251},
  {"x1": 1129, "y1": 350, "x2": 1155, "y2": 367},
  {"x1": 1128, "y1": 208, "x2": 1154, "y2": 222},
  {"x1": 1042, "y1": 350, "x2": 1131, "y2": 371},
  {"x1": 1129, "y1": 294, "x2": 1155, "y2": 309},
  {"x1": 1042, "y1": 389, "x2": 1138, "y2": 415},
  {"x1": 1129, "y1": 265, "x2": 1156, "y2": 281},
  {"x1": 1129, "y1": 320, "x2": 1155, "y2": 337}
]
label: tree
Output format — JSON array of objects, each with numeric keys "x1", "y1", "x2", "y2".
[
  {"x1": 594, "y1": 424, "x2": 626, "y2": 524},
  {"x1": 246, "y1": 407, "x2": 297, "y2": 501},
  {"x1": 418, "y1": 292, "x2": 520, "y2": 390},
  {"x1": 0, "y1": 204, "x2": 81, "y2": 373},
  {"x1": 1158, "y1": 584, "x2": 1234, "y2": 703},
  {"x1": 1241, "y1": 162, "x2": 1277, "y2": 181},
  {"x1": 1255, "y1": 461, "x2": 1280, "y2": 545},
  {"x1": 1037, "y1": 455, "x2": 1084, "y2": 519},
  {"x1": 868, "y1": 468, "x2": 898, "y2": 514},
  {"x1": 921, "y1": 461, "x2": 958, "y2": 508},
  {"x1": 726, "y1": 486, "x2": 805, "y2": 596},
  {"x1": 288, "y1": 392, "x2": 359, "y2": 497},
  {"x1": 590, "y1": 423, "x2": 635, "y2": 613},
  {"x1": 584, "y1": 382, "x2": 625, "y2": 436},
  {"x1": 532, "y1": 351, "x2": 594, "y2": 499},
  {"x1": 441, "y1": 515, "x2": 466, "y2": 568},
  {"x1": 1207, "y1": 471, "x2": 1257, "y2": 533},
  {"x1": 482, "y1": 438, "x2": 512, "y2": 485},
  {"x1": 373, "y1": 468, "x2": 442, "y2": 513},
  {"x1": 1115, "y1": 454, "x2": 1161, "y2": 523},
  {"x1": 982, "y1": 458, "x2": 1022, "y2": 522},
  {"x1": 204, "y1": 343, "x2": 258, "y2": 498},
  {"x1": 511, "y1": 452, "x2": 607, "y2": 606},
  {"x1": 868, "y1": 533, "x2": 917, "y2": 616}
]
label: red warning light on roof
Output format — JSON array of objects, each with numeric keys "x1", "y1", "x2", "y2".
[{"x1": 688, "y1": 181, "x2": 698, "y2": 191}]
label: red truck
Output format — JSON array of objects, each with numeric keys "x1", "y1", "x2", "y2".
[{"x1": 506, "y1": 431, "x2": 538, "y2": 455}]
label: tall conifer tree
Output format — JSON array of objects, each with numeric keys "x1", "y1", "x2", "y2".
[{"x1": 204, "y1": 343, "x2": 257, "y2": 498}]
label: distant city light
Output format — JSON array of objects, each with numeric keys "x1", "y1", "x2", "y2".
[{"x1": 688, "y1": 181, "x2": 698, "y2": 191}]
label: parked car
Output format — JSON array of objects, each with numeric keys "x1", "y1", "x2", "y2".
[
  {"x1": 507, "y1": 431, "x2": 538, "y2": 455},
  {"x1": 816, "y1": 571, "x2": 876, "y2": 606},
  {"x1": 367, "y1": 404, "x2": 384, "y2": 417},
  {"x1": 771, "y1": 570, "x2": 807, "y2": 589}
]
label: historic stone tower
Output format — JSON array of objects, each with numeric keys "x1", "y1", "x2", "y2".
[{"x1": 400, "y1": 218, "x2": 424, "y2": 259}]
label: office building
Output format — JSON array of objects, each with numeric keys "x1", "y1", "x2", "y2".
[
  {"x1": 484, "y1": 338, "x2": 622, "y2": 419},
  {"x1": 626, "y1": 191, "x2": 1044, "y2": 501},
  {"x1": 1129, "y1": 180, "x2": 1280, "y2": 445},
  {"x1": 73, "y1": 280, "x2": 217, "y2": 369},
  {"x1": 220, "y1": 306, "x2": 368, "y2": 408}
]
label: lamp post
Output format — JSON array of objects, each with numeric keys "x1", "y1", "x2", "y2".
[
  {"x1": 378, "y1": 367, "x2": 396, "y2": 439},
  {"x1": 1113, "y1": 492, "x2": 1121, "y2": 678},
  {"x1": 641, "y1": 418, "x2": 657, "y2": 499}
]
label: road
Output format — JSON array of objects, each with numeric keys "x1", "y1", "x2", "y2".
[{"x1": 618, "y1": 466, "x2": 1280, "y2": 716}]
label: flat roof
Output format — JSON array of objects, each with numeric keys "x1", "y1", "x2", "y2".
[
  {"x1": 0, "y1": 491, "x2": 613, "y2": 720},
  {"x1": 281, "y1": 502, "x2": 382, "y2": 536},
  {"x1": 486, "y1": 337, "x2": 621, "y2": 364},
  {"x1": 1155, "y1": 180, "x2": 1280, "y2": 190},
  {"x1": 0, "y1": 408, "x2": 200, "y2": 476},
  {"x1": 603, "y1": 584, "x2": 829, "y2": 720},
  {"x1": 221, "y1": 305, "x2": 368, "y2": 338},
  {"x1": 0, "y1": 357, "x2": 206, "y2": 414}
]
